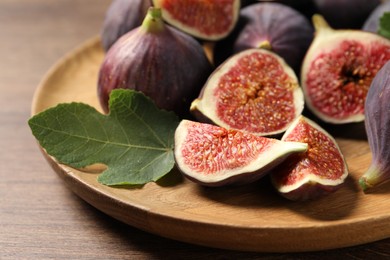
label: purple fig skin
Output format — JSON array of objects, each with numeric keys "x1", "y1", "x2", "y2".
[
  {"x1": 98, "y1": 8, "x2": 213, "y2": 118},
  {"x1": 215, "y1": 2, "x2": 313, "y2": 75},
  {"x1": 362, "y1": 1, "x2": 390, "y2": 33},
  {"x1": 314, "y1": 0, "x2": 381, "y2": 29},
  {"x1": 360, "y1": 61, "x2": 390, "y2": 192},
  {"x1": 101, "y1": 0, "x2": 152, "y2": 52}
]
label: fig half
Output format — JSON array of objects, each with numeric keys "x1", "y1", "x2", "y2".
[
  {"x1": 271, "y1": 116, "x2": 349, "y2": 201},
  {"x1": 174, "y1": 120, "x2": 308, "y2": 187},
  {"x1": 98, "y1": 7, "x2": 212, "y2": 118},
  {"x1": 152, "y1": 0, "x2": 240, "y2": 40},
  {"x1": 191, "y1": 48, "x2": 305, "y2": 136},
  {"x1": 360, "y1": 61, "x2": 390, "y2": 192},
  {"x1": 301, "y1": 15, "x2": 390, "y2": 124}
]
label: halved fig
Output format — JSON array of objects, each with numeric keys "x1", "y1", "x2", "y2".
[
  {"x1": 174, "y1": 120, "x2": 308, "y2": 187},
  {"x1": 271, "y1": 116, "x2": 349, "y2": 201},
  {"x1": 152, "y1": 0, "x2": 240, "y2": 40},
  {"x1": 301, "y1": 15, "x2": 390, "y2": 124},
  {"x1": 191, "y1": 48, "x2": 305, "y2": 136}
]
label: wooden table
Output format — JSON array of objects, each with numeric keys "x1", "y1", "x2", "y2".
[{"x1": 1, "y1": 0, "x2": 389, "y2": 259}]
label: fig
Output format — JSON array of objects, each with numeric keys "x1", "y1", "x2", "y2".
[
  {"x1": 152, "y1": 0, "x2": 240, "y2": 40},
  {"x1": 271, "y1": 116, "x2": 349, "y2": 201},
  {"x1": 191, "y1": 48, "x2": 305, "y2": 136},
  {"x1": 363, "y1": 1, "x2": 390, "y2": 33},
  {"x1": 174, "y1": 120, "x2": 308, "y2": 187},
  {"x1": 98, "y1": 7, "x2": 213, "y2": 118},
  {"x1": 300, "y1": 15, "x2": 390, "y2": 124},
  {"x1": 215, "y1": 2, "x2": 314, "y2": 74},
  {"x1": 100, "y1": 0, "x2": 152, "y2": 51},
  {"x1": 313, "y1": 0, "x2": 381, "y2": 29},
  {"x1": 359, "y1": 61, "x2": 390, "y2": 192}
]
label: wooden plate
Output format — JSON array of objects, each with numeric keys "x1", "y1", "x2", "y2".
[{"x1": 31, "y1": 36, "x2": 390, "y2": 253}]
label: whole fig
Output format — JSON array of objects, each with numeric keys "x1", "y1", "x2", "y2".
[
  {"x1": 360, "y1": 61, "x2": 390, "y2": 192},
  {"x1": 314, "y1": 0, "x2": 381, "y2": 29},
  {"x1": 214, "y1": 2, "x2": 313, "y2": 75},
  {"x1": 101, "y1": 0, "x2": 152, "y2": 51},
  {"x1": 98, "y1": 7, "x2": 213, "y2": 118},
  {"x1": 362, "y1": 1, "x2": 390, "y2": 33}
]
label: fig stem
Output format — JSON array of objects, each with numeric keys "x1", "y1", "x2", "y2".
[
  {"x1": 359, "y1": 164, "x2": 385, "y2": 192},
  {"x1": 141, "y1": 7, "x2": 165, "y2": 33},
  {"x1": 312, "y1": 14, "x2": 333, "y2": 33},
  {"x1": 258, "y1": 40, "x2": 272, "y2": 50}
]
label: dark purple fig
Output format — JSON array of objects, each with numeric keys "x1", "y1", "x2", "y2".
[
  {"x1": 362, "y1": 1, "x2": 390, "y2": 33},
  {"x1": 271, "y1": 116, "x2": 349, "y2": 201},
  {"x1": 101, "y1": 0, "x2": 152, "y2": 52},
  {"x1": 174, "y1": 120, "x2": 307, "y2": 187},
  {"x1": 98, "y1": 7, "x2": 213, "y2": 118},
  {"x1": 214, "y1": 2, "x2": 313, "y2": 75},
  {"x1": 314, "y1": 0, "x2": 381, "y2": 29},
  {"x1": 360, "y1": 61, "x2": 390, "y2": 192}
]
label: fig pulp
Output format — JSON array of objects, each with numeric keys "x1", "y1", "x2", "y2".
[
  {"x1": 174, "y1": 120, "x2": 308, "y2": 187},
  {"x1": 191, "y1": 48, "x2": 305, "y2": 136},
  {"x1": 215, "y1": 2, "x2": 314, "y2": 74},
  {"x1": 152, "y1": 0, "x2": 240, "y2": 40},
  {"x1": 98, "y1": 7, "x2": 212, "y2": 118},
  {"x1": 101, "y1": 0, "x2": 152, "y2": 51},
  {"x1": 301, "y1": 15, "x2": 390, "y2": 124},
  {"x1": 360, "y1": 61, "x2": 390, "y2": 192},
  {"x1": 271, "y1": 116, "x2": 349, "y2": 201}
]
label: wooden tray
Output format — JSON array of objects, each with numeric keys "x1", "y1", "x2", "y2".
[{"x1": 31, "y1": 36, "x2": 390, "y2": 253}]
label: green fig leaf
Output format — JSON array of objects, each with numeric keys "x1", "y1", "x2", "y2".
[
  {"x1": 28, "y1": 89, "x2": 179, "y2": 186},
  {"x1": 379, "y1": 12, "x2": 390, "y2": 39}
]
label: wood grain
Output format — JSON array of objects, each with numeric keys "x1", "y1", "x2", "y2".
[
  {"x1": 1, "y1": 0, "x2": 389, "y2": 259},
  {"x1": 31, "y1": 35, "x2": 390, "y2": 252}
]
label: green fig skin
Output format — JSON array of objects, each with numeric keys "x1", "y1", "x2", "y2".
[{"x1": 360, "y1": 61, "x2": 390, "y2": 192}]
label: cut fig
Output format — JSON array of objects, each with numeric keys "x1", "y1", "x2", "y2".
[
  {"x1": 98, "y1": 7, "x2": 212, "y2": 118},
  {"x1": 271, "y1": 116, "x2": 349, "y2": 201},
  {"x1": 100, "y1": 0, "x2": 152, "y2": 51},
  {"x1": 191, "y1": 48, "x2": 305, "y2": 136},
  {"x1": 152, "y1": 0, "x2": 240, "y2": 40},
  {"x1": 215, "y1": 2, "x2": 314, "y2": 74},
  {"x1": 174, "y1": 120, "x2": 308, "y2": 187},
  {"x1": 301, "y1": 14, "x2": 390, "y2": 124},
  {"x1": 360, "y1": 61, "x2": 390, "y2": 192}
]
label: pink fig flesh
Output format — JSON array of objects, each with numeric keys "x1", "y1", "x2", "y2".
[
  {"x1": 271, "y1": 116, "x2": 348, "y2": 201},
  {"x1": 174, "y1": 120, "x2": 307, "y2": 187},
  {"x1": 191, "y1": 48, "x2": 304, "y2": 136},
  {"x1": 301, "y1": 15, "x2": 390, "y2": 124},
  {"x1": 152, "y1": 0, "x2": 240, "y2": 40}
]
